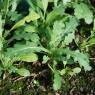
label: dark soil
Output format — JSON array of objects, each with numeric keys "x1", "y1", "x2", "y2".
[{"x1": 0, "y1": 59, "x2": 95, "y2": 95}]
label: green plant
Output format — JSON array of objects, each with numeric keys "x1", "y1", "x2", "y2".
[{"x1": 0, "y1": 0, "x2": 94, "y2": 91}]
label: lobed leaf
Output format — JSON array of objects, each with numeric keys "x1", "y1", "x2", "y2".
[{"x1": 74, "y1": 3, "x2": 93, "y2": 24}]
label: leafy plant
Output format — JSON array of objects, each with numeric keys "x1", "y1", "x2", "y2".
[{"x1": 0, "y1": 0, "x2": 94, "y2": 91}]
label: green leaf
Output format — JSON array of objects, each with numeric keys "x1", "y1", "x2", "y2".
[
  {"x1": 73, "y1": 67, "x2": 81, "y2": 74},
  {"x1": 49, "y1": 20, "x2": 65, "y2": 48},
  {"x1": 66, "y1": 17, "x2": 78, "y2": 45},
  {"x1": 9, "y1": 66, "x2": 18, "y2": 73},
  {"x1": 54, "y1": 0, "x2": 59, "y2": 7},
  {"x1": 0, "y1": 15, "x2": 3, "y2": 51},
  {"x1": 65, "y1": 16, "x2": 78, "y2": 33},
  {"x1": 46, "y1": 5, "x2": 65, "y2": 24},
  {"x1": 60, "y1": 69, "x2": 66, "y2": 75},
  {"x1": 74, "y1": 3, "x2": 93, "y2": 24},
  {"x1": 42, "y1": 55, "x2": 50, "y2": 63},
  {"x1": 69, "y1": 67, "x2": 81, "y2": 76},
  {"x1": 3, "y1": 0, "x2": 9, "y2": 17},
  {"x1": 5, "y1": 44, "x2": 50, "y2": 58},
  {"x1": 64, "y1": 32, "x2": 75, "y2": 45},
  {"x1": 73, "y1": 51, "x2": 92, "y2": 71},
  {"x1": 19, "y1": 53, "x2": 38, "y2": 62},
  {"x1": 51, "y1": 48, "x2": 91, "y2": 71},
  {"x1": 62, "y1": 0, "x2": 71, "y2": 4},
  {"x1": 42, "y1": 0, "x2": 48, "y2": 12},
  {"x1": 11, "y1": 10, "x2": 40, "y2": 31},
  {"x1": 63, "y1": 16, "x2": 78, "y2": 45},
  {"x1": 24, "y1": 25, "x2": 37, "y2": 33},
  {"x1": 27, "y1": 0, "x2": 43, "y2": 10},
  {"x1": 10, "y1": 0, "x2": 18, "y2": 12},
  {"x1": 93, "y1": 18, "x2": 95, "y2": 32},
  {"x1": 49, "y1": 16, "x2": 78, "y2": 47},
  {"x1": 8, "y1": 11, "x2": 22, "y2": 21},
  {"x1": 16, "y1": 68, "x2": 30, "y2": 77},
  {"x1": 53, "y1": 71, "x2": 62, "y2": 90},
  {"x1": 14, "y1": 30, "x2": 40, "y2": 45}
]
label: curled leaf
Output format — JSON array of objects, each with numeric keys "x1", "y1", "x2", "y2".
[{"x1": 11, "y1": 10, "x2": 40, "y2": 31}]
